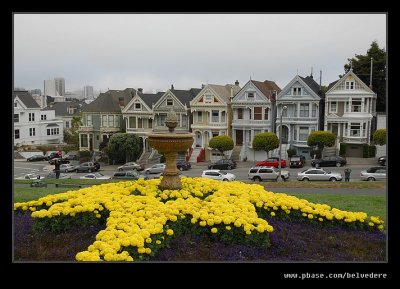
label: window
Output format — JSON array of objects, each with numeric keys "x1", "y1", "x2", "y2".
[
  {"x1": 87, "y1": 115, "x2": 92, "y2": 126},
  {"x1": 29, "y1": 128, "x2": 36, "y2": 136},
  {"x1": 300, "y1": 103, "x2": 309, "y2": 117},
  {"x1": 158, "y1": 114, "x2": 167, "y2": 126},
  {"x1": 14, "y1": 129, "x2": 20, "y2": 139},
  {"x1": 264, "y1": 108, "x2": 269, "y2": 120},
  {"x1": 166, "y1": 99, "x2": 173, "y2": 106},
  {"x1": 29, "y1": 113, "x2": 35, "y2": 121},
  {"x1": 212, "y1": 131, "x2": 219, "y2": 137},
  {"x1": 212, "y1": 110, "x2": 219, "y2": 122},
  {"x1": 351, "y1": 98, "x2": 362, "y2": 112},
  {"x1": 294, "y1": 128, "x2": 297, "y2": 140},
  {"x1": 66, "y1": 121, "x2": 70, "y2": 128},
  {"x1": 293, "y1": 87, "x2": 302, "y2": 95},
  {"x1": 221, "y1": 111, "x2": 226, "y2": 123},
  {"x1": 108, "y1": 115, "x2": 114, "y2": 127},
  {"x1": 350, "y1": 123, "x2": 361, "y2": 137},
  {"x1": 247, "y1": 92, "x2": 254, "y2": 99},
  {"x1": 148, "y1": 118, "x2": 153, "y2": 128},
  {"x1": 345, "y1": 81, "x2": 354, "y2": 90},
  {"x1": 14, "y1": 102, "x2": 17, "y2": 107},
  {"x1": 237, "y1": 108, "x2": 243, "y2": 120},
  {"x1": 134, "y1": 103, "x2": 141, "y2": 110},
  {"x1": 41, "y1": 115, "x2": 47, "y2": 120},
  {"x1": 129, "y1": 117, "x2": 136, "y2": 128},
  {"x1": 14, "y1": 114, "x2": 19, "y2": 122},
  {"x1": 205, "y1": 95, "x2": 213, "y2": 103},
  {"x1": 137, "y1": 118, "x2": 142, "y2": 128},
  {"x1": 47, "y1": 129, "x2": 50, "y2": 135},
  {"x1": 80, "y1": 134, "x2": 88, "y2": 147},
  {"x1": 330, "y1": 101, "x2": 337, "y2": 113},
  {"x1": 197, "y1": 111, "x2": 203, "y2": 122},
  {"x1": 282, "y1": 108, "x2": 287, "y2": 117},
  {"x1": 254, "y1": 107, "x2": 262, "y2": 120},
  {"x1": 182, "y1": 114, "x2": 187, "y2": 127},
  {"x1": 299, "y1": 127, "x2": 309, "y2": 141},
  {"x1": 102, "y1": 115, "x2": 107, "y2": 127},
  {"x1": 312, "y1": 104, "x2": 317, "y2": 117},
  {"x1": 115, "y1": 117, "x2": 120, "y2": 127}
]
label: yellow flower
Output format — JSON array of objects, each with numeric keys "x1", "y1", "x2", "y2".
[
  {"x1": 225, "y1": 226, "x2": 231, "y2": 231},
  {"x1": 166, "y1": 229, "x2": 174, "y2": 236},
  {"x1": 270, "y1": 212, "x2": 275, "y2": 217},
  {"x1": 318, "y1": 218, "x2": 323, "y2": 222},
  {"x1": 368, "y1": 222, "x2": 374, "y2": 226},
  {"x1": 211, "y1": 228, "x2": 218, "y2": 234},
  {"x1": 156, "y1": 240, "x2": 161, "y2": 245},
  {"x1": 308, "y1": 214, "x2": 313, "y2": 219}
]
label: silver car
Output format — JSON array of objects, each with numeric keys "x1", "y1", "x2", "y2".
[
  {"x1": 201, "y1": 170, "x2": 236, "y2": 181},
  {"x1": 248, "y1": 166, "x2": 290, "y2": 181},
  {"x1": 144, "y1": 163, "x2": 166, "y2": 174},
  {"x1": 297, "y1": 168, "x2": 342, "y2": 182},
  {"x1": 360, "y1": 166, "x2": 386, "y2": 181},
  {"x1": 117, "y1": 162, "x2": 144, "y2": 171}
]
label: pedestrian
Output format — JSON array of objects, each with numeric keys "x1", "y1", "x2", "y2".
[
  {"x1": 344, "y1": 167, "x2": 351, "y2": 182},
  {"x1": 54, "y1": 158, "x2": 61, "y2": 179}
]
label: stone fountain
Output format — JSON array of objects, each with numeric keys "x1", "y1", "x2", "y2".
[{"x1": 146, "y1": 110, "x2": 194, "y2": 190}]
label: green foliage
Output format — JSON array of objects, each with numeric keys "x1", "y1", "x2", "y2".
[
  {"x1": 36, "y1": 145, "x2": 57, "y2": 155},
  {"x1": 373, "y1": 129, "x2": 386, "y2": 146},
  {"x1": 307, "y1": 131, "x2": 335, "y2": 150},
  {"x1": 363, "y1": 144, "x2": 376, "y2": 158},
  {"x1": 339, "y1": 143, "x2": 347, "y2": 156},
  {"x1": 252, "y1": 132, "x2": 279, "y2": 157},
  {"x1": 287, "y1": 148, "x2": 297, "y2": 158},
  {"x1": 343, "y1": 41, "x2": 386, "y2": 112},
  {"x1": 208, "y1": 135, "x2": 234, "y2": 157},
  {"x1": 62, "y1": 144, "x2": 78, "y2": 154},
  {"x1": 64, "y1": 116, "x2": 82, "y2": 145},
  {"x1": 108, "y1": 133, "x2": 142, "y2": 164}
]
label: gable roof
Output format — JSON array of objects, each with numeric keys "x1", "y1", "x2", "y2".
[
  {"x1": 299, "y1": 76, "x2": 321, "y2": 95},
  {"x1": 208, "y1": 84, "x2": 241, "y2": 102},
  {"x1": 326, "y1": 70, "x2": 375, "y2": 94},
  {"x1": 250, "y1": 80, "x2": 281, "y2": 99},
  {"x1": 169, "y1": 88, "x2": 202, "y2": 108},
  {"x1": 13, "y1": 91, "x2": 40, "y2": 108},
  {"x1": 140, "y1": 92, "x2": 165, "y2": 108},
  {"x1": 327, "y1": 80, "x2": 339, "y2": 91},
  {"x1": 82, "y1": 88, "x2": 135, "y2": 113},
  {"x1": 44, "y1": 101, "x2": 86, "y2": 116}
]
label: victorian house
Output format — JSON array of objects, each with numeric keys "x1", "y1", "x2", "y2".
[
  {"x1": 78, "y1": 88, "x2": 135, "y2": 152},
  {"x1": 324, "y1": 69, "x2": 376, "y2": 157},
  {"x1": 276, "y1": 74, "x2": 323, "y2": 159},
  {"x1": 231, "y1": 80, "x2": 281, "y2": 161},
  {"x1": 190, "y1": 82, "x2": 241, "y2": 161}
]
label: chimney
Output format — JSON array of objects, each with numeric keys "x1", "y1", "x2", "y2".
[
  {"x1": 118, "y1": 97, "x2": 124, "y2": 107},
  {"x1": 235, "y1": 80, "x2": 239, "y2": 86},
  {"x1": 201, "y1": 84, "x2": 205, "y2": 89},
  {"x1": 171, "y1": 84, "x2": 174, "y2": 91},
  {"x1": 310, "y1": 67, "x2": 313, "y2": 79},
  {"x1": 138, "y1": 88, "x2": 143, "y2": 93}
]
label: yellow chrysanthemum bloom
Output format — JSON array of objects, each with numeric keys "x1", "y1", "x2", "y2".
[{"x1": 211, "y1": 227, "x2": 218, "y2": 234}]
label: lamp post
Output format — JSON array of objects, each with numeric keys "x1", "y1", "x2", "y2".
[{"x1": 278, "y1": 105, "x2": 287, "y2": 181}]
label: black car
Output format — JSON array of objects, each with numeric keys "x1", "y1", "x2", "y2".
[
  {"x1": 27, "y1": 155, "x2": 47, "y2": 162},
  {"x1": 378, "y1": 156, "x2": 386, "y2": 166},
  {"x1": 177, "y1": 160, "x2": 191, "y2": 171},
  {"x1": 74, "y1": 162, "x2": 99, "y2": 173},
  {"x1": 289, "y1": 155, "x2": 305, "y2": 168},
  {"x1": 208, "y1": 159, "x2": 237, "y2": 170},
  {"x1": 311, "y1": 156, "x2": 347, "y2": 168},
  {"x1": 47, "y1": 152, "x2": 60, "y2": 160}
]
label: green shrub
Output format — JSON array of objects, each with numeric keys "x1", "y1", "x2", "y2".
[
  {"x1": 339, "y1": 143, "x2": 347, "y2": 157},
  {"x1": 287, "y1": 148, "x2": 297, "y2": 158},
  {"x1": 363, "y1": 144, "x2": 376, "y2": 158}
]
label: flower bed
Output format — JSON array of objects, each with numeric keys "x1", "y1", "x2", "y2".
[{"x1": 14, "y1": 177, "x2": 385, "y2": 262}]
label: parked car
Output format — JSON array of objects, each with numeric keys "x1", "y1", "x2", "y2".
[
  {"x1": 248, "y1": 166, "x2": 290, "y2": 182},
  {"x1": 144, "y1": 164, "x2": 166, "y2": 174},
  {"x1": 201, "y1": 170, "x2": 236, "y2": 181},
  {"x1": 30, "y1": 180, "x2": 47, "y2": 187},
  {"x1": 46, "y1": 152, "x2": 60, "y2": 160},
  {"x1": 74, "y1": 162, "x2": 99, "y2": 173},
  {"x1": 360, "y1": 166, "x2": 386, "y2": 181},
  {"x1": 57, "y1": 164, "x2": 76, "y2": 173},
  {"x1": 208, "y1": 159, "x2": 237, "y2": 170},
  {"x1": 112, "y1": 170, "x2": 149, "y2": 180},
  {"x1": 311, "y1": 156, "x2": 346, "y2": 168},
  {"x1": 63, "y1": 154, "x2": 78, "y2": 160},
  {"x1": 46, "y1": 172, "x2": 71, "y2": 179},
  {"x1": 27, "y1": 155, "x2": 47, "y2": 162},
  {"x1": 256, "y1": 157, "x2": 287, "y2": 168},
  {"x1": 177, "y1": 160, "x2": 191, "y2": 171},
  {"x1": 24, "y1": 173, "x2": 44, "y2": 180},
  {"x1": 377, "y1": 156, "x2": 386, "y2": 166},
  {"x1": 297, "y1": 168, "x2": 342, "y2": 182},
  {"x1": 289, "y1": 155, "x2": 305, "y2": 168},
  {"x1": 118, "y1": 162, "x2": 145, "y2": 171},
  {"x1": 48, "y1": 157, "x2": 70, "y2": 165},
  {"x1": 80, "y1": 173, "x2": 111, "y2": 180}
]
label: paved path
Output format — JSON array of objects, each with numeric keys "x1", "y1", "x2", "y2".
[{"x1": 264, "y1": 187, "x2": 386, "y2": 196}]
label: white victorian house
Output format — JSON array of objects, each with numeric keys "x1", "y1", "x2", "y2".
[
  {"x1": 276, "y1": 75, "x2": 322, "y2": 159},
  {"x1": 324, "y1": 69, "x2": 376, "y2": 157},
  {"x1": 231, "y1": 80, "x2": 281, "y2": 161},
  {"x1": 14, "y1": 91, "x2": 64, "y2": 146},
  {"x1": 190, "y1": 82, "x2": 240, "y2": 161}
]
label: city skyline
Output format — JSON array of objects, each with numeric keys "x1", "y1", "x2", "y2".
[{"x1": 14, "y1": 13, "x2": 386, "y2": 93}]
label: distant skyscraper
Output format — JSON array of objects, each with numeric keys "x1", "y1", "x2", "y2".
[
  {"x1": 54, "y1": 78, "x2": 65, "y2": 96},
  {"x1": 30, "y1": 88, "x2": 42, "y2": 95},
  {"x1": 44, "y1": 79, "x2": 57, "y2": 96},
  {"x1": 83, "y1": 85, "x2": 94, "y2": 99}
]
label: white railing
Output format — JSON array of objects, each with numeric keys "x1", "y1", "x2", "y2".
[
  {"x1": 233, "y1": 119, "x2": 269, "y2": 125},
  {"x1": 342, "y1": 137, "x2": 368, "y2": 143},
  {"x1": 283, "y1": 117, "x2": 318, "y2": 122}
]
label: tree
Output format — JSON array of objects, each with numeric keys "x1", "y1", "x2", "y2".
[
  {"x1": 343, "y1": 41, "x2": 386, "y2": 112},
  {"x1": 373, "y1": 129, "x2": 386, "y2": 145},
  {"x1": 107, "y1": 133, "x2": 142, "y2": 164},
  {"x1": 64, "y1": 116, "x2": 82, "y2": 146},
  {"x1": 307, "y1": 131, "x2": 336, "y2": 157},
  {"x1": 252, "y1": 132, "x2": 279, "y2": 158},
  {"x1": 208, "y1": 135, "x2": 234, "y2": 158}
]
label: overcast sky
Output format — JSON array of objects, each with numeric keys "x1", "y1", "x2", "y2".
[{"x1": 14, "y1": 13, "x2": 386, "y2": 94}]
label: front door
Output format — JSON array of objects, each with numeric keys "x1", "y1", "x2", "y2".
[
  {"x1": 195, "y1": 131, "x2": 202, "y2": 147},
  {"x1": 236, "y1": 130, "x2": 243, "y2": 145}
]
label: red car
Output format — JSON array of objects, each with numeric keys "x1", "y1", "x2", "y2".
[{"x1": 256, "y1": 157, "x2": 287, "y2": 168}]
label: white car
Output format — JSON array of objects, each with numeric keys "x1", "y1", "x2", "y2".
[
  {"x1": 201, "y1": 170, "x2": 236, "y2": 181},
  {"x1": 58, "y1": 164, "x2": 76, "y2": 173},
  {"x1": 248, "y1": 166, "x2": 290, "y2": 181},
  {"x1": 144, "y1": 163, "x2": 166, "y2": 174},
  {"x1": 80, "y1": 173, "x2": 111, "y2": 180}
]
